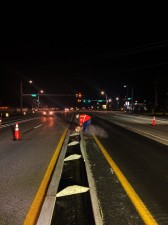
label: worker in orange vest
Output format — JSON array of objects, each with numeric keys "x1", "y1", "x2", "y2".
[{"x1": 76, "y1": 114, "x2": 92, "y2": 132}]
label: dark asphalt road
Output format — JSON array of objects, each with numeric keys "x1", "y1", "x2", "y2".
[
  {"x1": 0, "y1": 113, "x2": 71, "y2": 225},
  {"x1": 83, "y1": 116, "x2": 168, "y2": 225},
  {"x1": 1, "y1": 111, "x2": 168, "y2": 225}
]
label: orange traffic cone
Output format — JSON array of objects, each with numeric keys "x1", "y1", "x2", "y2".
[
  {"x1": 14, "y1": 122, "x2": 21, "y2": 140},
  {"x1": 152, "y1": 116, "x2": 156, "y2": 126}
]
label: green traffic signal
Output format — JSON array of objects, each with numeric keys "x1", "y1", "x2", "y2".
[
  {"x1": 83, "y1": 99, "x2": 91, "y2": 103},
  {"x1": 31, "y1": 94, "x2": 37, "y2": 97}
]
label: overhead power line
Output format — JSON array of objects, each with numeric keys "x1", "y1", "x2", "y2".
[
  {"x1": 98, "y1": 40, "x2": 168, "y2": 58},
  {"x1": 68, "y1": 40, "x2": 168, "y2": 64}
]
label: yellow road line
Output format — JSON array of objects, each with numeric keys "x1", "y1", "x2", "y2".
[
  {"x1": 93, "y1": 135, "x2": 158, "y2": 225},
  {"x1": 24, "y1": 128, "x2": 68, "y2": 225}
]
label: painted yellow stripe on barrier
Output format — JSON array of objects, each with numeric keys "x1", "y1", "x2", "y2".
[
  {"x1": 24, "y1": 128, "x2": 68, "y2": 225},
  {"x1": 93, "y1": 135, "x2": 158, "y2": 225}
]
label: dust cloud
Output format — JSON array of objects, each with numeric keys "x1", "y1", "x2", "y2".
[{"x1": 87, "y1": 125, "x2": 108, "y2": 138}]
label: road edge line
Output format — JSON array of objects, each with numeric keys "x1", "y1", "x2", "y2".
[{"x1": 93, "y1": 135, "x2": 158, "y2": 225}]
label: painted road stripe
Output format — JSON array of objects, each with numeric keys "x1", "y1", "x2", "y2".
[
  {"x1": 23, "y1": 128, "x2": 68, "y2": 225},
  {"x1": 93, "y1": 135, "x2": 158, "y2": 225},
  {"x1": 22, "y1": 124, "x2": 43, "y2": 134},
  {"x1": 0, "y1": 117, "x2": 40, "y2": 128},
  {"x1": 34, "y1": 124, "x2": 43, "y2": 129}
]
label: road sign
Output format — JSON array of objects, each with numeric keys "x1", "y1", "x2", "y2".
[{"x1": 31, "y1": 94, "x2": 37, "y2": 97}]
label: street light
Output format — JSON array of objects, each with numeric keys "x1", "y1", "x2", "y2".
[
  {"x1": 101, "y1": 91, "x2": 108, "y2": 113},
  {"x1": 108, "y1": 98, "x2": 112, "y2": 110},
  {"x1": 116, "y1": 97, "x2": 119, "y2": 110},
  {"x1": 124, "y1": 85, "x2": 129, "y2": 100},
  {"x1": 20, "y1": 80, "x2": 33, "y2": 113},
  {"x1": 37, "y1": 90, "x2": 44, "y2": 110}
]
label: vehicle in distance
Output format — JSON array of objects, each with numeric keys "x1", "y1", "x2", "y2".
[
  {"x1": 64, "y1": 108, "x2": 70, "y2": 112},
  {"x1": 42, "y1": 110, "x2": 54, "y2": 117}
]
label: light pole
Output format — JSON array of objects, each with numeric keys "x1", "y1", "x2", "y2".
[
  {"x1": 101, "y1": 91, "x2": 108, "y2": 113},
  {"x1": 116, "y1": 97, "x2": 119, "y2": 110},
  {"x1": 108, "y1": 98, "x2": 112, "y2": 110},
  {"x1": 20, "y1": 80, "x2": 33, "y2": 113},
  {"x1": 37, "y1": 90, "x2": 44, "y2": 110},
  {"x1": 124, "y1": 85, "x2": 129, "y2": 100}
]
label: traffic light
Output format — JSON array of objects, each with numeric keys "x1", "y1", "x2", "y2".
[
  {"x1": 83, "y1": 99, "x2": 91, "y2": 103},
  {"x1": 31, "y1": 94, "x2": 37, "y2": 97},
  {"x1": 76, "y1": 92, "x2": 82, "y2": 98},
  {"x1": 76, "y1": 92, "x2": 83, "y2": 103},
  {"x1": 98, "y1": 100, "x2": 103, "y2": 102}
]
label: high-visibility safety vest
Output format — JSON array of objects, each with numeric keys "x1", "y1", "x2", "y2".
[{"x1": 79, "y1": 114, "x2": 91, "y2": 126}]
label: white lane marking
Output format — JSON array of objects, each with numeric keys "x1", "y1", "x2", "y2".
[
  {"x1": 0, "y1": 117, "x2": 40, "y2": 128},
  {"x1": 34, "y1": 124, "x2": 43, "y2": 129}
]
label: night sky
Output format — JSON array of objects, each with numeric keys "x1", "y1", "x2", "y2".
[{"x1": 1, "y1": 37, "x2": 168, "y2": 109}]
